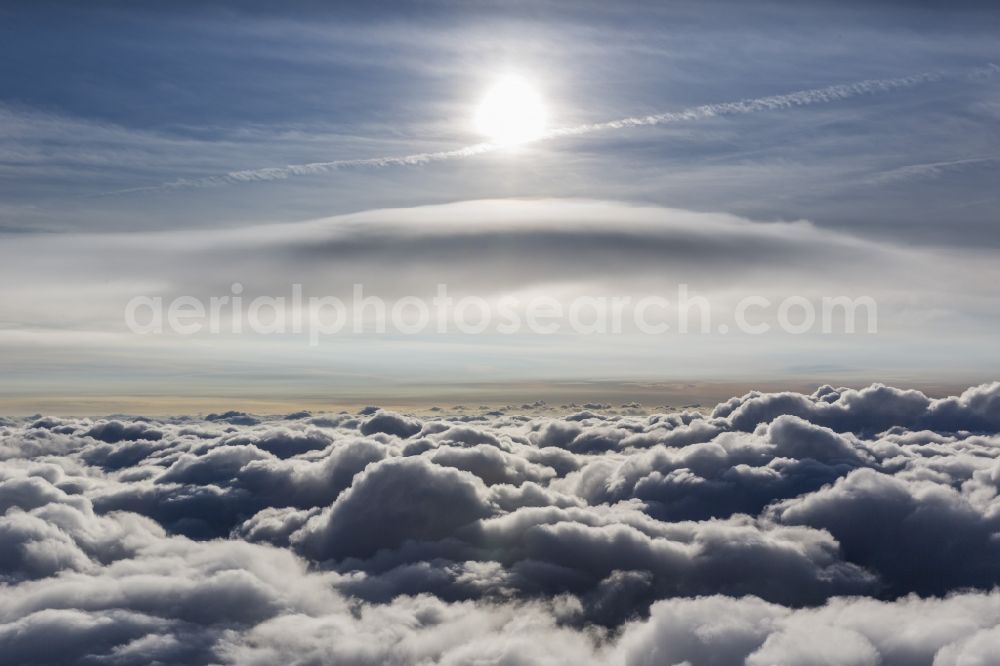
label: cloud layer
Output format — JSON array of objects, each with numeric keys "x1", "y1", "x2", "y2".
[
  {"x1": 2, "y1": 197, "x2": 999, "y2": 414},
  {"x1": 3, "y1": 382, "x2": 1000, "y2": 663}
]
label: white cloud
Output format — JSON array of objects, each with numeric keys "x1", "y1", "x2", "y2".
[{"x1": 4, "y1": 383, "x2": 1000, "y2": 662}]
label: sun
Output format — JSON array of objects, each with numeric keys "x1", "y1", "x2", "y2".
[{"x1": 474, "y1": 74, "x2": 547, "y2": 146}]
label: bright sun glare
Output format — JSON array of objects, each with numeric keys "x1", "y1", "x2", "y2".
[{"x1": 475, "y1": 74, "x2": 547, "y2": 146}]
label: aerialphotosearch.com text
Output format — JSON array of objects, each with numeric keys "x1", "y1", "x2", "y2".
[{"x1": 124, "y1": 283, "x2": 878, "y2": 346}]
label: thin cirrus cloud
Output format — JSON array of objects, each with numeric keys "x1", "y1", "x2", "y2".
[
  {"x1": 103, "y1": 65, "x2": 999, "y2": 195},
  {"x1": 868, "y1": 155, "x2": 1000, "y2": 184}
]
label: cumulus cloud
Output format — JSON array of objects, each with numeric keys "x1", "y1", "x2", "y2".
[{"x1": 3, "y1": 382, "x2": 1000, "y2": 663}]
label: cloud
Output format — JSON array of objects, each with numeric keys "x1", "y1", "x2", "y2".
[
  {"x1": 109, "y1": 65, "x2": 1000, "y2": 194},
  {"x1": 2, "y1": 197, "x2": 998, "y2": 400},
  {"x1": 291, "y1": 456, "x2": 494, "y2": 562},
  {"x1": 869, "y1": 156, "x2": 1000, "y2": 184},
  {"x1": 2, "y1": 197, "x2": 993, "y2": 324},
  {"x1": 770, "y1": 467, "x2": 1000, "y2": 596},
  {"x1": 714, "y1": 381, "x2": 1000, "y2": 434},
  {"x1": 84, "y1": 420, "x2": 164, "y2": 444},
  {"x1": 3, "y1": 383, "x2": 1000, "y2": 662},
  {"x1": 359, "y1": 411, "x2": 423, "y2": 439}
]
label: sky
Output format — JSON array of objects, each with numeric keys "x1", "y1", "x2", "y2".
[
  {"x1": 2, "y1": 0, "x2": 1000, "y2": 412},
  {"x1": 7, "y1": 5, "x2": 1000, "y2": 664}
]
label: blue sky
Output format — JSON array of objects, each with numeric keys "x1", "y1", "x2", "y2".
[{"x1": 1, "y1": 1, "x2": 999, "y2": 412}]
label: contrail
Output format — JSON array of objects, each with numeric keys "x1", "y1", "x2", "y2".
[
  {"x1": 868, "y1": 156, "x2": 1000, "y2": 185},
  {"x1": 107, "y1": 65, "x2": 998, "y2": 195}
]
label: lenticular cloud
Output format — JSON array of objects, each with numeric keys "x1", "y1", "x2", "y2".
[{"x1": 3, "y1": 383, "x2": 1000, "y2": 664}]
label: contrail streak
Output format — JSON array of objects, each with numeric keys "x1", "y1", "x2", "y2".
[
  {"x1": 868, "y1": 156, "x2": 1000, "y2": 184},
  {"x1": 107, "y1": 65, "x2": 998, "y2": 195}
]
